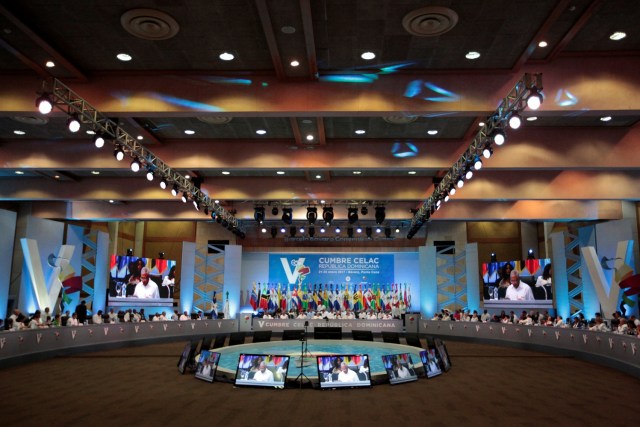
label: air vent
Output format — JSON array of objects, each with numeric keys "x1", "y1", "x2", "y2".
[
  {"x1": 402, "y1": 7, "x2": 458, "y2": 37},
  {"x1": 383, "y1": 115, "x2": 417, "y2": 124},
  {"x1": 197, "y1": 116, "x2": 233, "y2": 125},
  {"x1": 11, "y1": 116, "x2": 48, "y2": 125},
  {"x1": 121, "y1": 9, "x2": 180, "y2": 40}
]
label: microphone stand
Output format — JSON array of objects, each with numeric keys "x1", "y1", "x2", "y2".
[{"x1": 293, "y1": 321, "x2": 312, "y2": 388}]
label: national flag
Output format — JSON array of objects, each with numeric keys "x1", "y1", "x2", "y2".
[{"x1": 249, "y1": 283, "x2": 258, "y2": 310}]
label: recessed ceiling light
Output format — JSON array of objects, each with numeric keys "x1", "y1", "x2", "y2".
[
  {"x1": 219, "y1": 52, "x2": 234, "y2": 61},
  {"x1": 214, "y1": 200, "x2": 220, "y2": 204},
  {"x1": 15, "y1": 170, "x2": 24, "y2": 175},
  {"x1": 526, "y1": 116, "x2": 538, "y2": 121},
  {"x1": 355, "y1": 129, "x2": 366, "y2": 135},
  {"x1": 427, "y1": 130, "x2": 438, "y2": 135},
  {"x1": 408, "y1": 171, "x2": 417, "y2": 175},
  {"x1": 609, "y1": 31, "x2": 626, "y2": 41},
  {"x1": 45, "y1": 60, "x2": 55, "y2": 68},
  {"x1": 600, "y1": 116, "x2": 612, "y2": 122},
  {"x1": 221, "y1": 171, "x2": 230, "y2": 175},
  {"x1": 117, "y1": 53, "x2": 132, "y2": 62},
  {"x1": 276, "y1": 171, "x2": 285, "y2": 175},
  {"x1": 256, "y1": 129, "x2": 267, "y2": 135},
  {"x1": 91, "y1": 171, "x2": 100, "y2": 175},
  {"x1": 185, "y1": 174, "x2": 190, "y2": 180},
  {"x1": 306, "y1": 134, "x2": 314, "y2": 141},
  {"x1": 109, "y1": 199, "x2": 115, "y2": 204},
  {"x1": 315, "y1": 174, "x2": 322, "y2": 179},
  {"x1": 465, "y1": 51, "x2": 480, "y2": 59},
  {"x1": 538, "y1": 41, "x2": 548, "y2": 48},
  {"x1": 184, "y1": 129, "x2": 195, "y2": 135},
  {"x1": 54, "y1": 175, "x2": 60, "y2": 179},
  {"x1": 13, "y1": 130, "x2": 25, "y2": 135},
  {"x1": 137, "y1": 135, "x2": 143, "y2": 140},
  {"x1": 361, "y1": 51, "x2": 376, "y2": 60},
  {"x1": 353, "y1": 171, "x2": 362, "y2": 175},
  {"x1": 290, "y1": 60, "x2": 300, "y2": 67}
]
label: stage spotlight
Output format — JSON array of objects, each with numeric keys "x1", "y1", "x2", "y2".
[
  {"x1": 67, "y1": 114, "x2": 80, "y2": 133},
  {"x1": 216, "y1": 215, "x2": 222, "y2": 223},
  {"x1": 361, "y1": 206, "x2": 368, "y2": 215},
  {"x1": 113, "y1": 146, "x2": 125, "y2": 161},
  {"x1": 306, "y1": 206, "x2": 317, "y2": 224},
  {"x1": 270, "y1": 227, "x2": 277, "y2": 238},
  {"x1": 528, "y1": 248, "x2": 535, "y2": 259},
  {"x1": 158, "y1": 252, "x2": 165, "y2": 259},
  {"x1": 384, "y1": 227, "x2": 391, "y2": 238},
  {"x1": 221, "y1": 219, "x2": 228, "y2": 228},
  {"x1": 356, "y1": 227, "x2": 362, "y2": 234},
  {"x1": 130, "y1": 158, "x2": 141, "y2": 172},
  {"x1": 457, "y1": 176, "x2": 464, "y2": 188},
  {"x1": 322, "y1": 206, "x2": 334, "y2": 224},
  {"x1": 375, "y1": 227, "x2": 381, "y2": 234},
  {"x1": 290, "y1": 226, "x2": 296, "y2": 237},
  {"x1": 299, "y1": 226, "x2": 305, "y2": 234},
  {"x1": 210, "y1": 210, "x2": 216, "y2": 220},
  {"x1": 36, "y1": 93, "x2": 53, "y2": 114},
  {"x1": 159, "y1": 178, "x2": 168, "y2": 190},
  {"x1": 261, "y1": 227, "x2": 267, "y2": 233},
  {"x1": 444, "y1": 194, "x2": 450, "y2": 202},
  {"x1": 280, "y1": 227, "x2": 286, "y2": 233},
  {"x1": 271, "y1": 206, "x2": 279, "y2": 216},
  {"x1": 254, "y1": 206, "x2": 265, "y2": 224},
  {"x1": 93, "y1": 133, "x2": 105, "y2": 148},
  {"x1": 374, "y1": 206, "x2": 385, "y2": 224},
  {"x1": 146, "y1": 169, "x2": 154, "y2": 181},
  {"x1": 490, "y1": 252, "x2": 497, "y2": 262},
  {"x1": 320, "y1": 227, "x2": 325, "y2": 233},
  {"x1": 204, "y1": 206, "x2": 209, "y2": 216},
  {"x1": 473, "y1": 156, "x2": 483, "y2": 170},
  {"x1": 527, "y1": 88, "x2": 542, "y2": 110},
  {"x1": 366, "y1": 227, "x2": 372, "y2": 238},
  {"x1": 482, "y1": 146, "x2": 493, "y2": 159},
  {"x1": 181, "y1": 192, "x2": 188, "y2": 203},
  {"x1": 491, "y1": 129, "x2": 506, "y2": 146},
  {"x1": 448, "y1": 185, "x2": 456, "y2": 196},
  {"x1": 508, "y1": 112, "x2": 522, "y2": 129},
  {"x1": 282, "y1": 207, "x2": 293, "y2": 224},
  {"x1": 335, "y1": 227, "x2": 341, "y2": 234},
  {"x1": 347, "y1": 207, "x2": 358, "y2": 224},
  {"x1": 347, "y1": 227, "x2": 354, "y2": 238},
  {"x1": 126, "y1": 248, "x2": 133, "y2": 256},
  {"x1": 171, "y1": 184, "x2": 179, "y2": 197},
  {"x1": 309, "y1": 226, "x2": 315, "y2": 238},
  {"x1": 193, "y1": 200, "x2": 200, "y2": 211}
]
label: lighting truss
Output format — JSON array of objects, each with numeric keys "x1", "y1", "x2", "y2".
[
  {"x1": 408, "y1": 73, "x2": 543, "y2": 236},
  {"x1": 39, "y1": 78, "x2": 241, "y2": 231}
]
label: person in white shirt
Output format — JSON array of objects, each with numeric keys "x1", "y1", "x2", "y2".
[
  {"x1": 505, "y1": 270, "x2": 535, "y2": 301},
  {"x1": 337, "y1": 362, "x2": 359, "y2": 382},
  {"x1": 123, "y1": 310, "x2": 131, "y2": 323},
  {"x1": 108, "y1": 309, "x2": 118, "y2": 324},
  {"x1": 133, "y1": 267, "x2": 160, "y2": 299},
  {"x1": 92, "y1": 310, "x2": 104, "y2": 325},
  {"x1": 161, "y1": 266, "x2": 176, "y2": 298},
  {"x1": 152, "y1": 314, "x2": 161, "y2": 321},
  {"x1": 67, "y1": 313, "x2": 79, "y2": 326},
  {"x1": 253, "y1": 362, "x2": 274, "y2": 382},
  {"x1": 279, "y1": 312, "x2": 289, "y2": 319},
  {"x1": 171, "y1": 310, "x2": 179, "y2": 321},
  {"x1": 179, "y1": 311, "x2": 189, "y2": 321}
]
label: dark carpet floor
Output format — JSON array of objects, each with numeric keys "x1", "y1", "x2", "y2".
[{"x1": 0, "y1": 339, "x2": 638, "y2": 426}]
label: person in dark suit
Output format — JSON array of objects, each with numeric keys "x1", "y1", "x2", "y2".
[{"x1": 75, "y1": 300, "x2": 87, "y2": 324}]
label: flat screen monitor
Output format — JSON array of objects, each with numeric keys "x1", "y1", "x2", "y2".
[
  {"x1": 194, "y1": 350, "x2": 221, "y2": 383},
  {"x1": 316, "y1": 354, "x2": 371, "y2": 389},
  {"x1": 177, "y1": 342, "x2": 196, "y2": 374},
  {"x1": 434, "y1": 338, "x2": 452, "y2": 372},
  {"x1": 234, "y1": 354, "x2": 290, "y2": 388},
  {"x1": 108, "y1": 255, "x2": 177, "y2": 305},
  {"x1": 381, "y1": 353, "x2": 418, "y2": 385},
  {"x1": 420, "y1": 349, "x2": 443, "y2": 378}
]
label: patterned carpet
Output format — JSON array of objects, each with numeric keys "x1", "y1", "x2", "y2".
[{"x1": 0, "y1": 339, "x2": 637, "y2": 426}]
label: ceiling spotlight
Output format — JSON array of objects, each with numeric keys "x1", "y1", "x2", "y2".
[
  {"x1": 299, "y1": 226, "x2": 305, "y2": 234},
  {"x1": 320, "y1": 227, "x2": 325, "y2": 233},
  {"x1": 384, "y1": 227, "x2": 391, "y2": 238},
  {"x1": 211, "y1": 210, "x2": 217, "y2": 221},
  {"x1": 609, "y1": 31, "x2": 626, "y2": 41},
  {"x1": 347, "y1": 207, "x2": 359, "y2": 224},
  {"x1": 448, "y1": 185, "x2": 456, "y2": 196},
  {"x1": 465, "y1": 51, "x2": 480, "y2": 59},
  {"x1": 482, "y1": 146, "x2": 493, "y2": 159},
  {"x1": 93, "y1": 133, "x2": 105, "y2": 148},
  {"x1": 181, "y1": 192, "x2": 188, "y2": 203},
  {"x1": 282, "y1": 207, "x2": 293, "y2": 224},
  {"x1": 67, "y1": 114, "x2": 81, "y2": 133},
  {"x1": 219, "y1": 52, "x2": 235, "y2": 61},
  {"x1": 395, "y1": 227, "x2": 400, "y2": 233},
  {"x1": 361, "y1": 51, "x2": 375, "y2": 60},
  {"x1": 600, "y1": 116, "x2": 612, "y2": 122},
  {"x1": 204, "y1": 206, "x2": 209, "y2": 216},
  {"x1": 36, "y1": 93, "x2": 53, "y2": 114},
  {"x1": 356, "y1": 227, "x2": 362, "y2": 234},
  {"x1": 322, "y1": 206, "x2": 334, "y2": 224},
  {"x1": 271, "y1": 206, "x2": 279, "y2": 216},
  {"x1": 366, "y1": 227, "x2": 372, "y2": 239},
  {"x1": 375, "y1": 227, "x2": 381, "y2": 234},
  {"x1": 491, "y1": 129, "x2": 506, "y2": 146},
  {"x1": 280, "y1": 227, "x2": 286, "y2": 234},
  {"x1": 508, "y1": 112, "x2": 522, "y2": 129},
  {"x1": 146, "y1": 170, "x2": 154, "y2": 181},
  {"x1": 159, "y1": 179, "x2": 168, "y2": 190},
  {"x1": 457, "y1": 177, "x2": 465, "y2": 188},
  {"x1": 465, "y1": 168, "x2": 473, "y2": 180},
  {"x1": 193, "y1": 200, "x2": 200, "y2": 211},
  {"x1": 254, "y1": 206, "x2": 265, "y2": 224},
  {"x1": 474, "y1": 156, "x2": 483, "y2": 170},
  {"x1": 526, "y1": 88, "x2": 543, "y2": 110},
  {"x1": 130, "y1": 158, "x2": 141, "y2": 172},
  {"x1": 113, "y1": 146, "x2": 125, "y2": 161},
  {"x1": 361, "y1": 206, "x2": 368, "y2": 216},
  {"x1": 444, "y1": 194, "x2": 450, "y2": 202},
  {"x1": 374, "y1": 206, "x2": 385, "y2": 224},
  {"x1": 261, "y1": 227, "x2": 267, "y2": 234},
  {"x1": 335, "y1": 227, "x2": 341, "y2": 234},
  {"x1": 306, "y1": 206, "x2": 317, "y2": 224},
  {"x1": 171, "y1": 184, "x2": 179, "y2": 197}
]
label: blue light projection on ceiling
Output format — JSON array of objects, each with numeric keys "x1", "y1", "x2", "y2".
[
  {"x1": 200, "y1": 76, "x2": 253, "y2": 85},
  {"x1": 391, "y1": 141, "x2": 419, "y2": 158},
  {"x1": 151, "y1": 94, "x2": 223, "y2": 111},
  {"x1": 554, "y1": 89, "x2": 578, "y2": 107},
  {"x1": 319, "y1": 62, "x2": 416, "y2": 83},
  {"x1": 404, "y1": 81, "x2": 460, "y2": 103}
]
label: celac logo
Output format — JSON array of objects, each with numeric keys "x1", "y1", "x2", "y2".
[{"x1": 280, "y1": 257, "x2": 310, "y2": 285}]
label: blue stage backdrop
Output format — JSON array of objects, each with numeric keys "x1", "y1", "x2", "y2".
[{"x1": 268, "y1": 254, "x2": 394, "y2": 286}]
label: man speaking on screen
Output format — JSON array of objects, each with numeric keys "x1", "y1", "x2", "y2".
[
  {"x1": 253, "y1": 361, "x2": 274, "y2": 382},
  {"x1": 337, "y1": 362, "x2": 359, "y2": 382},
  {"x1": 133, "y1": 267, "x2": 160, "y2": 299},
  {"x1": 505, "y1": 270, "x2": 534, "y2": 301}
]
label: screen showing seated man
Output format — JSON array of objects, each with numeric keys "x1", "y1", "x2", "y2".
[
  {"x1": 108, "y1": 255, "x2": 177, "y2": 304},
  {"x1": 195, "y1": 350, "x2": 221, "y2": 383},
  {"x1": 316, "y1": 355, "x2": 371, "y2": 388},
  {"x1": 234, "y1": 354, "x2": 290, "y2": 388},
  {"x1": 419, "y1": 349, "x2": 443, "y2": 378},
  {"x1": 382, "y1": 353, "x2": 418, "y2": 385},
  {"x1": 481, "y1": 258, "x2": 552, "y2": 303}
]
